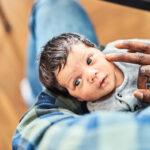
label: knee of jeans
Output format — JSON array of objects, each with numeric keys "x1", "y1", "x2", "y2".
[{"x1": 34, "y1": 0, "x2": 80, "y2": 11}]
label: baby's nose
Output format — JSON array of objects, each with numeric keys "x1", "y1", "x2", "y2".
[{"x1": 87, "y1": 69, "x2": 97, "y2": 83}]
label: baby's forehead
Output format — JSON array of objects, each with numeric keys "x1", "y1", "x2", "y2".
[
  {"x1": 71, "y1": 42, "x2": 100, "y2": 54},
  {"x1": 65, "y1": 43, "x2": 102, "y2": 66}
]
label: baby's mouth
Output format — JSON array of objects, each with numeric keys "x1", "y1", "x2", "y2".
[{"x1": 99, "y1": 75, "x2": 107, "y2": 88}]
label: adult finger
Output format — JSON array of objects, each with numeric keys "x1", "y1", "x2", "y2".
[
  {"x1": 105, "y1": 53, "x2": 150, "y2": 65},
  {"x1": 115, "y1": 41, "x2": 150, "y2": 54},
  {"x1": 139, "y1": 65, "x2": 150, "y2": 77},
  {"x1": 137, "y1": 65, "x2": 150, "y2": 89},
  {"x1": 134, "y1": 89, "x2": 150, "y2": 102},
  {"x1": 137, "y1": 75, "x2": 147, "y2": 89}
]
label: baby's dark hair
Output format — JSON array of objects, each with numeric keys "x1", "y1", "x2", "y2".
[{"x1": 39, "y1": 33, "x2": 97, "y2": 98}]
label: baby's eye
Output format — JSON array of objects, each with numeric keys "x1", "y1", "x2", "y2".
[
  {"x1": 74, "y1": 78, "x2": 81, "y2": 86},
  {"x1": 87, "y1": 56, "x2": 93, "y2": 65}
]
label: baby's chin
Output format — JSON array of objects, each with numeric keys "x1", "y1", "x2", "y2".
[
  {"x1": 99, "y1": 90, "x2": 115, "y2": 102},
  {"x1": 78, "y1": 96, "x2": 98, "y2": 102},
  {"x1": 90, "y1": 89, "x2": 115, "y2": 102},
  {"x1": 78, "y1": 87, "x2": 115, "y2": 102}
]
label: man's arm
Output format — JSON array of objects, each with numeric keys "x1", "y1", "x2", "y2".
[{"x1": 12, "y1": 91, "x2": 150, "y2": 150}]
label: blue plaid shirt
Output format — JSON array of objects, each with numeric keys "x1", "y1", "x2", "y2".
[{"x1": 12, "y1": 90, "x2": 150, "y2": 150}]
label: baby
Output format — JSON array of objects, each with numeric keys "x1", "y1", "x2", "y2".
[{"x1": 39, "y1": 33, "x2": 148, "y2": 112}]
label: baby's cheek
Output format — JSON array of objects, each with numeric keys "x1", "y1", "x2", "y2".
[{"x1": 80, "y1": 89, "x2": 97, "y2": 101}]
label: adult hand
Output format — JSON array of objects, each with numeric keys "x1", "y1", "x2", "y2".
[{"x1": 105, "y1": 41, "x2": 150, "y2": 102}]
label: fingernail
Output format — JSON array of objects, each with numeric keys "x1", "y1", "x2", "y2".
[
  {"x1": 105, "y1": 55, "x2": 111, "y2": 60},
  {"x1": 105, "y1": 54, "x2": 114, "y2": 58},
  {"x1": 114, "y1": 42, "x2": 123, "y2": 47},
  {"x1": 134, "y1": 92, "x2": 143, "y2": 100},
  {"x1": 140, "y1": 67, "x2": 146, "y2": 75}
]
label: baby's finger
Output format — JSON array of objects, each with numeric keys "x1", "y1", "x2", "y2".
[
  {"x1": 115, "y1": 41, "x2": 150, "y2": 54},
  {"x1": 105, "y1": 53, "x2": 150, "y2": 65},
  {"x1": 134, "y1": 89, "x2": 150, "y2": 102},
  {"x1": 139, "y1": 65, "x2": 150, "y2": 77}
]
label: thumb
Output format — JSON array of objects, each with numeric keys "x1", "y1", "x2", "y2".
[{"x1": 134, "y1": 89, "x2": 150, "y2": 102}]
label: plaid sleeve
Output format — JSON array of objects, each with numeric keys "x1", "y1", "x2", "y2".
[{"x1": 12, "y1": 92, "x2": 150, "y2": 150}]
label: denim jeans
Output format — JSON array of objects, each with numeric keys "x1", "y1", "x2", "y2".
[{"x1": 26, "y1": 0, "x2": 99, "y2": 105}]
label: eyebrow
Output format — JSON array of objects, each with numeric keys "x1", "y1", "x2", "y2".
[{"x1": 66, "y1": 74, "x2": 73, "y2": 86}]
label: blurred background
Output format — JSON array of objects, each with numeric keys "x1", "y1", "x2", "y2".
[{"x1": 0, "y1": 0, "x2": 150, "y2": 149}]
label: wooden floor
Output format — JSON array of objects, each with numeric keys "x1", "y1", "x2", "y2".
[{"x1": 0, "y1": 0, "x2": 150, "y2": 149}]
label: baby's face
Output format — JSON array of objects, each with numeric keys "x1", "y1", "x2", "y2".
[{"x1": 55, "y1": 43, "x2": 117, "y2": 101}]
